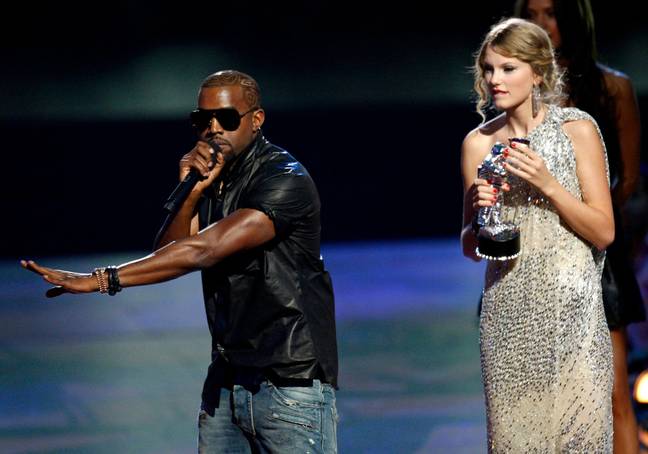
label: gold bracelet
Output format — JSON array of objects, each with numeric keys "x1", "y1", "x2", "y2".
[{"x1": 93, "y1": 268, "x2": 108, "y2": 294}]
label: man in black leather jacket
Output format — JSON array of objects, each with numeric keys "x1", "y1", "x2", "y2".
[{"x1": 22, "y1": 70, "x2": 339, "y2": 453}]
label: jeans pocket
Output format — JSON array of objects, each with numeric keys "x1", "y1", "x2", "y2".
[
  {"x1": 269, "y1": 383, "x2": 324, "y2": 408},
  {"x1": 267, "y1": 385, "x2": 322, "y2": 431},
  {"x1": 269, "y1": 408, "x2": 318, "y2": 430}
]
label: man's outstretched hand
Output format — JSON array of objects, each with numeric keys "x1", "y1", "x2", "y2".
[{"x1": 20, "y1": 260, "x2": 97, "y2": 298}]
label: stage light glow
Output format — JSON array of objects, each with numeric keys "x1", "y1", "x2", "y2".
[{"x1": 634, "y1": 370, "x2": 648, "y2": 403}]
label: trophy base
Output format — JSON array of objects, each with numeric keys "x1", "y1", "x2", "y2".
[{"x1": 476, "y1": 226, "x2": 521, "y2": 261}]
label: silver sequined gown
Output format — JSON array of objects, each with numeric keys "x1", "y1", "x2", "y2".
[{"x1": 480, "y1": 105, "x2": 613, "y2": 452}]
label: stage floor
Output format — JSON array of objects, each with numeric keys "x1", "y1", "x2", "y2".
[{"x1": 2, "y1": 238, "x2": 647, "y2": 453}]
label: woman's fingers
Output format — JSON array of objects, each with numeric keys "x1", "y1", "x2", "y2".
[{"x1": 473, "y1": 186, "x2": 498, "y2": 209}]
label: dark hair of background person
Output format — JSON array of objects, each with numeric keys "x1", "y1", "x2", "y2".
[{"x1": 514, "y1": 0, "x2": 620, "y2": 178}]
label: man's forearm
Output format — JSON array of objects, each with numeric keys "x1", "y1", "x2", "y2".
[
  {"x1": 120, "y1": 208, "x2": 274, "y2": 289},
  {"x1": 156, "y1": 195, "x2": 201, "y2": 249},
  {"x1": 120, "y1": 234, "x2": 211, "y2": 287}
]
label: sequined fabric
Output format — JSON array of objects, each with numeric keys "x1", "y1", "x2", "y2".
[{"x1": 480, "y1": 105, "x2": 613, "y2": 452}]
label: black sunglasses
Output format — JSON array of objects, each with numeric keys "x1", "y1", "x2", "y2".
[{"x1": 189, "y1": 107, "x2": 258, "y2": 131}]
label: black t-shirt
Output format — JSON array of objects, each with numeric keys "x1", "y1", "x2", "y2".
[{"x1": 198, "y1": 135, "x2": 338, "y2": 400}]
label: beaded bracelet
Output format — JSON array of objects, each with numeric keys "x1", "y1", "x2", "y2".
[
  {"x1": 93, "y1": 268, "x2": 108, "y2": 294},
  {"x1": 106, "y1": 266, "x2": 122, "y2": 296}
]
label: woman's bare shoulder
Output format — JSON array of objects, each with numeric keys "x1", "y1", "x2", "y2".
[
  {"x1": 562, "y1": 117, "x2": 598, "y2": 140},
  {"x1": 462, "y1": 113, "x2": 506, "y2": 153}
]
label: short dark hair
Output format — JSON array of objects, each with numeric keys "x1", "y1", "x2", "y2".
[{"x1": 201, "y1": 70, "x2": 261, "y2": 109}]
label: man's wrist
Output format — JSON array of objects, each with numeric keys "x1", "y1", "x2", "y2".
[
  {"x1": 183, "y1": 191, "x2": 203, "y2": 210},
  {"x1": 92, "y1": 268, "x2": 108, "y2": 294},
  {"x1": 92, "y1": 266, "x2": 122, "y2": 295}
]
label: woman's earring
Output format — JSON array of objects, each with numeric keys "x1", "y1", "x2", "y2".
[{"x1": 532, "y1": 85, "x2": 540, "y2": 118}]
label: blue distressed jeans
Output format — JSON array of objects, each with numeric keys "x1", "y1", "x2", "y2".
[{"x1": 198, "y1": 380, "x2": 338, "y2": 453}]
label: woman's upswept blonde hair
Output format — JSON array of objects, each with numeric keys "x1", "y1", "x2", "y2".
[{"x1": 473, "y1": 18, "x2": 564, "y2": 122}]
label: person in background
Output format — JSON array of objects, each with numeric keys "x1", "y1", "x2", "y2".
[{"x1": 515, "y1": 1, "x2": 645, "y2": 451}]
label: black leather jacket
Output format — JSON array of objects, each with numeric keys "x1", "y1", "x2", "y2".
[{"x1": 198, "y1": 134, "x2": 338, "y2": 401}]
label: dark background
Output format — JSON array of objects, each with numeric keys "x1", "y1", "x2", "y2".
[{"x1": 3, "y1": 0, "x2": 647, "y2": 257}]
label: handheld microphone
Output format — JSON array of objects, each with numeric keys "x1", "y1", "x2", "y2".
[{"x1": 162, "y1": 139, "x2": 221, "y2": 214}]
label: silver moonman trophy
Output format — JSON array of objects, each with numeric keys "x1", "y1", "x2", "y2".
[{"x1": 473, "y1": 140, "x2": 524, "y2": 260}]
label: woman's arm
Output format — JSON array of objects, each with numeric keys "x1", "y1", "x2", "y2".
[
  {"x1": 460, "y1": 130, "x2": 499, "y2": 261},
  {"x1": 608, "y1": 71, "x2": 641, "y2": 205},
  {"x1": 505, "y1": 119, "x2": 614, "y2": 250}
]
